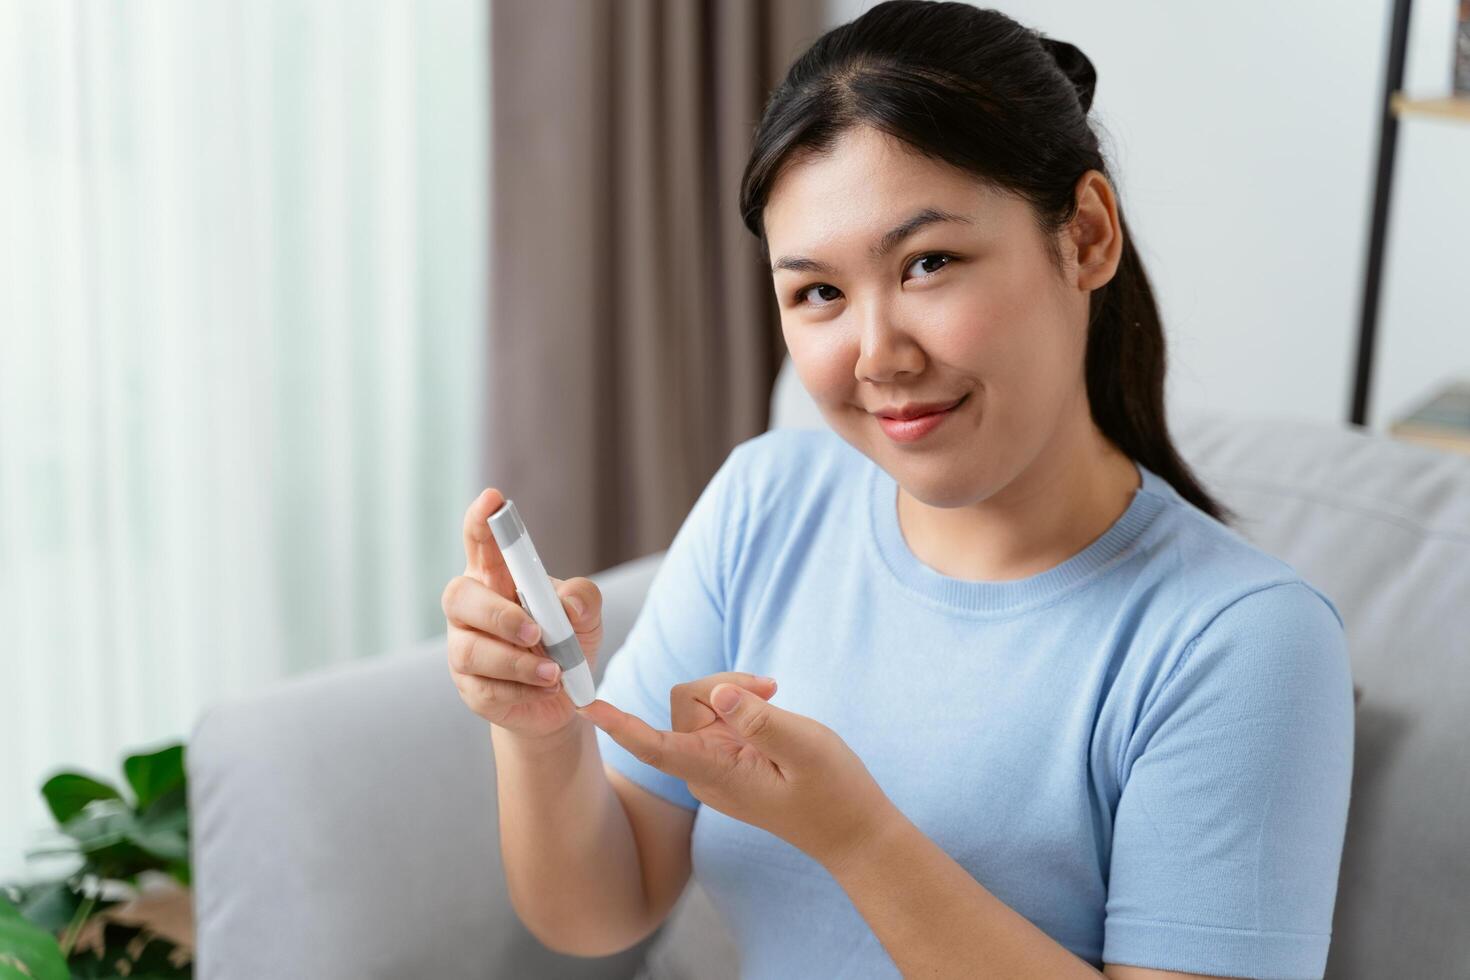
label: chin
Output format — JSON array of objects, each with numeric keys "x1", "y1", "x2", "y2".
[
  {"x1": 902, "y1": 477, "x2": 981, "y2": 510},
  {"x1": 891, "y1": 443, "x2": 1001, "y2": 505}
]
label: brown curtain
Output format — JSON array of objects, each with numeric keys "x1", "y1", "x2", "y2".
[{"x1": 487, "y1": 0, "x2": 826, "y2": 577}]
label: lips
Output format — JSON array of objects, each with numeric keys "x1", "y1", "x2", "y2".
[
  {"x1": 873, "y1": 396, "x2": 966, "y2": 421},
  {"x1": 875, "y1": 394, "x2": 967, "y2": 444}
]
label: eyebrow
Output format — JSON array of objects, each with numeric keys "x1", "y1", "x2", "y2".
[{"x1": 770, "y1": 207, "x2": 975, "y2": 275}]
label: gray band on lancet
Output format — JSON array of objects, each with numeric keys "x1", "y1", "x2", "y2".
[
  {"x1": 542, "y1": 633, "x2": 586, "y2": 673},
  {"x1": 486, "y1": 502, "x2": 526, "y2": 549}
]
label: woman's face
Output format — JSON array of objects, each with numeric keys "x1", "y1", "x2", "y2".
[{"x1": 762, "y1": 125, "x2": 1105, "y2": 509}]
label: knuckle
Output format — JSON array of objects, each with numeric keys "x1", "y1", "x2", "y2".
[
  {"x1": 741, "y1": 710, "x2": 771, "y2": 741},
  {"x1": 454, "y1": 675, "x2": 487, "y2": 713},
  {"x1": 579, "y1": 580, "x2": 602, "y2": 614},
  {"x1": 447, "y1": 636, "x2": 473, "y2": 675},
  {"x1": 519, "y1": 656, "x2": 543, "y2": 684},
  {"x1": 562, "y1": 578, "x2": 598, "y2": 615},
  {"x1": 496, "y1": 601, "x2": 523, "y2": 641},
  {"x1": 634, "y1": 743, "x2": 662, "y2": 769},
  {"x1": 441, "y1": 576, "x2": 463, "y2": 614}
]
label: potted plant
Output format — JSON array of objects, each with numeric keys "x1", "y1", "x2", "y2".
[{"x1": 1, "y1": 742, "x2": 192, "y2": 979}]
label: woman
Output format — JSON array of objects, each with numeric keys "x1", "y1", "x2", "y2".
[{"x1": 444, "y1": 3, "x2": 1355, "y2": 977}]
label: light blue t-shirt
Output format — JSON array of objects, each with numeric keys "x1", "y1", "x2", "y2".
[{"x1": 593, "y1": 427, "x2": 1354, "y2": 979}]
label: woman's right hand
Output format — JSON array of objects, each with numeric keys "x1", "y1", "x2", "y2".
[
  {"x1": 443, "y1": 486, "x2": 779, "y2": 748},
  {"x1": 442, "y1": 487, "x2": 604, "y2": 744}
]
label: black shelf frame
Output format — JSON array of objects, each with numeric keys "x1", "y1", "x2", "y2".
[{"x1": 1350, "y1": 0, "x2": 1416, "y2": 427}]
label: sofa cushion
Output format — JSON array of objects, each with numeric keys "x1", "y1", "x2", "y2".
[
  {"x1": 1168, "y1": 409, "x2": 1470, "y2": 980},
  {"x1": 188, "y1": 552, "x2": 667, "y2": 979}
]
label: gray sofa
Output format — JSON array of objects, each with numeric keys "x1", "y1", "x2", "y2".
[{"x1": 189, "y1": 357, "x2": 1470, "y2": 979}]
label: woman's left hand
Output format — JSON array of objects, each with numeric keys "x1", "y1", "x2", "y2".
[{"x1": 578, "y1": 675, "x2": 894, "y2": 870}]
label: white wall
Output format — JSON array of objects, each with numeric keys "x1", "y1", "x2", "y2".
[{"x1": 824, "y1": 0, "x2": 1469, "y2": 431}]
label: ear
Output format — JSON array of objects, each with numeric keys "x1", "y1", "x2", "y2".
[{"x1": 1063, "y1": 169, "x2": 1123, "y2": 292}]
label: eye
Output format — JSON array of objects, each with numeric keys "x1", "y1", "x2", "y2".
[
  {"x1": 794, "y1": 283, "x2": 844, "y2": 307},
  {"x1": 905, "y1": 252, "x2": 953, "y2": 279},
  {"x1": 790, "y1": 253, "x2": 955, "y2": 308}
]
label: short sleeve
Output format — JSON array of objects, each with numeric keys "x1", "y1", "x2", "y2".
[
  {"x1": 592, "y1": 443, "x2": 748, "y2": 811},
  {"x1": 1104, "y1": 581, "x2": 1356, "y2": 980}
]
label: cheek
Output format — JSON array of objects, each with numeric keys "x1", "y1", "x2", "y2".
[
  {"x1": 785, "y1": 330, "x2": 853, "y2": 400},
  {"x1": 944, "y1": 273, "x2": 1069, "y2": 376},
  {"x1": 917, "y1": 289, "x2": 1013, "y2": 369}
]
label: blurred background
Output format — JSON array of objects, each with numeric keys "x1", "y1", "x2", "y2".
[{"x1": 2, "y1": 0, "x2": 1467, "y2": 895}]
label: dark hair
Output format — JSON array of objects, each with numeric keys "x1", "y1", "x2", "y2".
[{"x1": 738, "y1": 0, "x2": 1235, "y2": 525}]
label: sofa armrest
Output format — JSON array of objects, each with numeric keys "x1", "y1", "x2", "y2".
[{"x1": 188, "y1": 550, "x2": 665, "y2": 980}]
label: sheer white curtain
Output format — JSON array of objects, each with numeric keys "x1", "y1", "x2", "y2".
[{"x1": 0, "y1": 0, "x2": 486, "y2": 879}]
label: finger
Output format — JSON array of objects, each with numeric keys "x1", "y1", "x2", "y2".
[
  {"x1": 461, "y1": 488, "x2": 496, "y2": 577},
  {"x1": 461, "y1": 487, "x2": 516, "y2": 594},
  {"x1": 442, "y1": 575, "x2": 542, "y2": 647},
  {"x1": 454, "y1": 670, "x2": 563, "y2": 713},
  {"x1": 708, "y1": 684, "x2": 817, "y2": 767},
  {"x1": 554, "y1": 577, "x2": 602, "y2": 633},
  {"x1": 448, "y1": 627, "x2": 563, "y2": 687},
  {"x1": 670, "y1": 673, "x2": 777, "y2": 733},
  {"x1": 579, "y1": 700, "x2": 713, "y2": 783}
]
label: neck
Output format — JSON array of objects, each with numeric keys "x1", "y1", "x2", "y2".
[{"x1": 895, "y1": 413, "x2": 1141, "y2": 583}]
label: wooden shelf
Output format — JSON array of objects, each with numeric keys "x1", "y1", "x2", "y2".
[{"x1": 1390, "y1": 92, "x2": 1470, "y2": 122}]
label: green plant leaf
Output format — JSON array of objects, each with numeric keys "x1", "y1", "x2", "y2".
[
  {"x1": 126, "y1": 827, "x2": 189, "y2": 865},
  {"x1": 38, "y1": 774, "x2": 122, "y2": 826},
  {"x1": 122, "y1": 746, "x2": 185, "y2": 814},
  {"x1": 58, "y1": 801, "x2": 133, "y2": 848},
  {"x1": 19, "y1": 845, "x2": 81, "y2": 863},
  {"x1": 14, "y1": 881, "x2": 81, "y2": 934},
  {"x1": 136, "y1": 788, "x2": 187, "y2": 836},
  {"x1": 163, "y1": 861, "x2": 190, "y2": 889},
  {"x1": 58, "y1": 805, "x2": 156, "y2": 882},
  {"x1": 133, "y1": 789, "x2": 189, "y2": 869},
  {"x1": 0, "y1": 896, "x2": 69, "y2": 980},
  {"x1": 59, "y1": 799, "x2": 188, "y2": 880}
]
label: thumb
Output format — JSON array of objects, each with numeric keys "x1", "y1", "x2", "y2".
[{"x1": 710, "y1": 682, "x2": 814, "y2": 765}]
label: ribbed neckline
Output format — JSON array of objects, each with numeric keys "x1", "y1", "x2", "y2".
[{"x1": 866, "y1": 456, "x2": 1169, "y2": 616}]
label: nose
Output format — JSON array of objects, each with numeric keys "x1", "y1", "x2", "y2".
[{"x1": 853, "y1": 301, "x2": 924, "y2": 385}]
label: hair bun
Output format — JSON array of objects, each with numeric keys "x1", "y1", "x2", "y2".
[{"x1": 1040, "y1": 37, "x2": 1097, "y2": 114}]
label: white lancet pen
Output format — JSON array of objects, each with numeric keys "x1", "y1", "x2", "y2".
[{"x1": 486, "y1": 499, "x2": 597, "y2": 707}]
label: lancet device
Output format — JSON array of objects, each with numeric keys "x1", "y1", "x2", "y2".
[{"x1": 487, "y1": 499, "x2": 597, "y2": 708}]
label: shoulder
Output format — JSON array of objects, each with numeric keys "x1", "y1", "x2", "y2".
[
  {"x1": 1130, "y1": 467, "x2": 1346, "y2": 636},
  {"x1": 710, "y1": 428, "x2": 872, "y2": 572},
  {"x1": 728, "y1": 426, "x2": 856, "y2": 472},
  {"x1": 723, "y1": 427, "x2": 868, "y2": 507},
  {"x1": 1118, "y1": 470, "x2": 1351, "y2": 722}
]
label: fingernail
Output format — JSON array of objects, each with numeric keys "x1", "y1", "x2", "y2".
[
  {"x1": 713, "y1": 686, "x2": 740, "y2": 712},
  {"x1": 518, "y1": 621, "x2": 540, "y2": 644},
  {"x1": 536, "y1": 661, "x2": 559, "y2": 681},
  {"x1": 566, "y1": 595, "x2": 585, "y2": 617}
]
